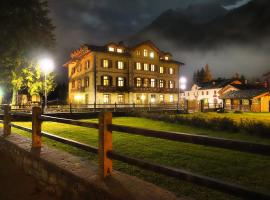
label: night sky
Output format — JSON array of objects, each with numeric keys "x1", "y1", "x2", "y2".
[{"x1": 47, "y1": 0, "x2": 267, "y2": 82}]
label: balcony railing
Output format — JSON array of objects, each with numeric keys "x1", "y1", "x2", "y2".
[
  {"x1": 97, "y1": 86, "x2": 129, "y2": 92},
  {"x1": 71, "y1": 87, "x2": 86, "y2": 93}
]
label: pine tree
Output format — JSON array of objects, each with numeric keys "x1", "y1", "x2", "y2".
[
  {"x1": 0, "y1": 0, "x2": 55, "y2": 104},
  {"x1": 203, "y1": 64, "x2": 212, "y2": 83}
]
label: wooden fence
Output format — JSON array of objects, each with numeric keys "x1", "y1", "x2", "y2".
[{"x1": 0, "y1": 105, "x2": 270, "y2": 199}]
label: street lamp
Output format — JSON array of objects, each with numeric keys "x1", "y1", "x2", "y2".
[
  {"x1": 0, "y1": 86, "x2": 3, "y2": 105},
  {"x1": 39, "y1": 58, "x2": 54, "y2": 110}
]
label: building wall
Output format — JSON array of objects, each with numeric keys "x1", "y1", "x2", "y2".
[
  {"x1": 261, "y1": 96, "x2": 270, "y2": 112},
  {"x1": 67, "y1": 43, "x2": 181, "y2": 104},
  {"x1": 181, "y1": 86, "x2": 223, "y2": 105}
]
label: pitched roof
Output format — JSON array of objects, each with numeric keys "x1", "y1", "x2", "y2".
[
  {"x1": 220, "y1": 89, "x2": 269, "y2": 99},
  {"x1": 198, "y1": 79, "x2": 239, "y2": 90}
]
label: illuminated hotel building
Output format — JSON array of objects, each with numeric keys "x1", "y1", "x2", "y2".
[{"x1": 64, "y1": 41, "x2": 184, "y2": 104}]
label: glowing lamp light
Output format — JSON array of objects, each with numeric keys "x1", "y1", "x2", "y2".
[
  {"x1": 39, "y1": 58, "x2": 54, "y2": 74},
  {"x1": 0, "y1": 87, "x2": 3, "y2": 97},
  {"x1": 150, "y1": 97, "x2": 156, "y2": 103},
  {"x1": 74, "y1": 94, "x2": 83, "y2": 102},
  {"x1": 180, "y1": 77, "x2": 187, "y2": 84},
  {"x1": 180, "y1": 84, "x2": 187, "y2": 90},
  {"x1": 141, "y1": 95, "x2": 146, "y2": 101}
]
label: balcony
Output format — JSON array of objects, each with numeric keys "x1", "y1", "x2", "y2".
[
  {"x1": 97, "y1": 85, "x2": 129, "y2": 92},
  {"x1": 71, "y1": 87, "x2": 86, "y2": 93},
  {"x1": 96, "y1": 86, "x2": 179, "y2": 93},
  {"x1": 131, "y1": 87, "x2": 179, "y2": 93}
]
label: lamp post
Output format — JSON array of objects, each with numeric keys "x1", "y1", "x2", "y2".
[{"x1": 39, "y1": 58, "x2": 54, "y2": 110}]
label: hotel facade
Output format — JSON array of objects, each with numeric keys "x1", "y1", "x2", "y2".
[{"x1": 65, "y1": 41, "x2": 183, "y2": 105}]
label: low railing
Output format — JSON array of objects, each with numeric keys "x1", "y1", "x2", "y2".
[
  {"x1": 0, "y1": 103, "x2": 182, "y2": 114},
  {"x1": 0, "y1": 105, "x2": 270, "y2": 199}
]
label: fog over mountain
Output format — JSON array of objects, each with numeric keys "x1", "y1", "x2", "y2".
[{"x1": 128, "y1": 0, "x2": 270, "y2": 81}]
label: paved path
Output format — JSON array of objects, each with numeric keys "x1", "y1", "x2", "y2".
[{"x1": 0, "y1": 151, "x2": 58, "y2": 200}]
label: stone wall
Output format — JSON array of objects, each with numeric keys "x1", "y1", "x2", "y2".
[{"x1": 0, "y1": 133, "x2": 180, "y2": 200}]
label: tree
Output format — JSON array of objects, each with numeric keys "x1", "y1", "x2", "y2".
[
  {"x1": 203, "y1": 64, "x2": 212, "y2": 83},
  {"x1": 23, "y1": 62, "x2": 56, "y2": 98},
  {"x1": 0, "y1": 0, "x2": 55, "y2": 104}
]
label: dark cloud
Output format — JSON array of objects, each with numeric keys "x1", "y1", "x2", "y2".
[{"x1": 47, "y1": 0, "x2": 251, "y2": 81}]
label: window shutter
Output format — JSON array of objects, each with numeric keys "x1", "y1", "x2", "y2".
[
  {"x1": 109, "y1": 60, "x2": 112, "y2": 68},
  {"x1": 101, "y1": 76, "x2": 103, "y2": 86},
  {"x1": 109, "y1": 76, "x2": 112, "y2": 86},
  {"x1": 115, "y1": 61, "x2": 118, "y2": 69},
  {"x1": 101, "y1": 59, "x2": 104, "y2": 67},
  {"x1": 124, "y1": 62, "x2": 128, "y2": 70},
  {"x1": 134, "y1": 62, "x2": 137, "y2": 70}
]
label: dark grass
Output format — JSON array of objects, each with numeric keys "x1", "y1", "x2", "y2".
[{"x1": 1, "y1": 117, "x2": 270, "y2": 200}]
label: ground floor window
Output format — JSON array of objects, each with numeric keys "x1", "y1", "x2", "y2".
[
  {"x1": 242, "y1": 99, "x2": 250, "y2": 105},
  {"x1": 160, "y1": 95, "x2": 164, "y2": 103},
  {"x1": 150, "y1": 94, "x2": 156, "y2": 103},
  {"x1": 169, "y1": 95, "x2": 174, "y2": 103},
  {"x1": 118, "y1": 94, "x2": 124, "y2": 104},
  {"x1": 103, "y1": 94, "x2": 110, "y2": 104}
]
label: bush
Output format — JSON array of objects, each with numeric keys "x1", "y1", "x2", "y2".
[
  {"x1": 127, "y1": 111, "x2": 270, "y2": 138},
  {"x1": 234, "y1": 110, "x2": 243, "y2": 114}
]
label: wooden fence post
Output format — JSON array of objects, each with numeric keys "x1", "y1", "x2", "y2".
[
  {"x1": 3, "y1": 105, "x2": 11, "y2": 136},
  {"x1": 32, "y1": 107, "x2": 42, "y2": 148},
  {"x1": 98, "y1": 112, "x2": 112, "y2": 178}
]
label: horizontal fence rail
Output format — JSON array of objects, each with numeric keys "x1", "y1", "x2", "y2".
[
  {"x1": 0, "y1": 105, "x2": 270, "y2": 200},
  {"x1": 109, "y1": 124, "x2": 270, "y2": 156},
  {"x1": 40, "y1": 115, "x2": 99, "y2": 129},
  {"x1": 107, "y1": 151, "x2": 270, "y2": 200}
]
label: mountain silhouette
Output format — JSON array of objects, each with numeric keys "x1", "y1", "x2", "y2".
[{"x1": 128, "y1": 0, "x2": 270, "y2": 49}]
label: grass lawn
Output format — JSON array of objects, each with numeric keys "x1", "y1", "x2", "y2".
[
  {"x1": 179, "y1": 112, "x2": 270, "y2": 125},
  {"x1": 1, "y1": 117, "x2": 270, "y2": 200}
]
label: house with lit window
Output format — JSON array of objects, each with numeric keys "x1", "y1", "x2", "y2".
[
  {"x1": 180, "y1": 79, "x2": 242, "y2": 107},
  {"x1": 220, "y1": 89, "x2": 270, "y2": 112},
  {"x1": 64, "y1": 41, "x2": 184, "y2": 104}
]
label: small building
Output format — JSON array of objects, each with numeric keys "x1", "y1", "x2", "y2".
[
  {"x1": 180, "y1": 79, "x2": 242, "y2": 108},
  {"x1": 220, "y1": 89, "x2": 270, "y2": 112}
]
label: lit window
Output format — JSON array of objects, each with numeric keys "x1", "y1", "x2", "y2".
[
  {"x1": 143, "y1": 49, "x2": 148, "y2": 57},
  {"x1": 169, "y1": 95, "x2": 174, "y2": 102},
  {"x1": 149, "y1": 51, "x2": 154, "y2": 58},
  {"x1": 159, "y1": 80, "x2": 164, "y2": 88},
  {"x1": 84, "y1": 77, "x2": 89, "y2": 88},
  {"x1": 117, "y1": 48, "x2": 123, "y2": 53},
  {"x1": 143, "y1": 78, "x2": 149, "y2": 87},
  {"x1": 117, "y1": 61, "x2": 124, "y2": 69},
  {"x1": 103, "y1": 59, "x2": 109, "y2": 68},
  {"x1": 160, "y1": 95, "x2": 164, "y2": 103},
  {"x1": 160, "y1": 66, "x2": 164, "y2": 74},
  {"x1": 150, "y1": 78, "x2": 156, "y2": 88},
  {"x1": 85, "y1": 60, "x2": 90, "y2": 69},
  {"x1": 165, "y1": 56, "x2": 169, "y2": 60},
  {"x1": 144, "y1": 63, "x2": 149, "y2": 71},
  {"x1": 103, "y1": 76, "x2": 109, "y2": 86},
  {"x1": 150, "y1": 64, "x2": 155, "y2": 72},
  {"x1": 136, "y1": 62, "x2": 141, "y2": 70},
  {"x1": 169, "y1": 81, "x2": 174, "y2": 89},
  {"x1": 169, "y1": 68, "x2": 174, "y2": 75},
  {"x1": 108, "y1": 47, "x2": 115, "y2": 52},
  {"x1": 118, "y1": 94, "x2": 124, "y2": 104},
  {"x1": 77, "y1": 79, "x2": 82, "y2": 88},
  {"x1": 103, "y1": 94, "x2": 110, "y2": 104},
  {"x1": 150, "y1": 94, "x2": 156, "y2": 103},
  {"x1": 136, "y1": 78, "x2": 142, "y2": 87},
  {"x1": 117, "y1": 77, "x2": 124, "y2": 87},
  {"x1": 136, "y1": 50, "x2": 140, "y2": 56}
]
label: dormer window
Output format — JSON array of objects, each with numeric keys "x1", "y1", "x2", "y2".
[
  {"x1": 117, "y1": 48, "x2": 123, "y2": 53},
  {"x1": 108, "y1": 47, "x2": 115, "y2": 52},
  {"x1": 143, "y1": 49, "x2": 148, "y2": 57},
  {"x1": 149, "y1": 51, "x2": 154, "y2": 59},
  {"x1": 165, "y1": 56, "x2": 169, "y2": 60}
]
